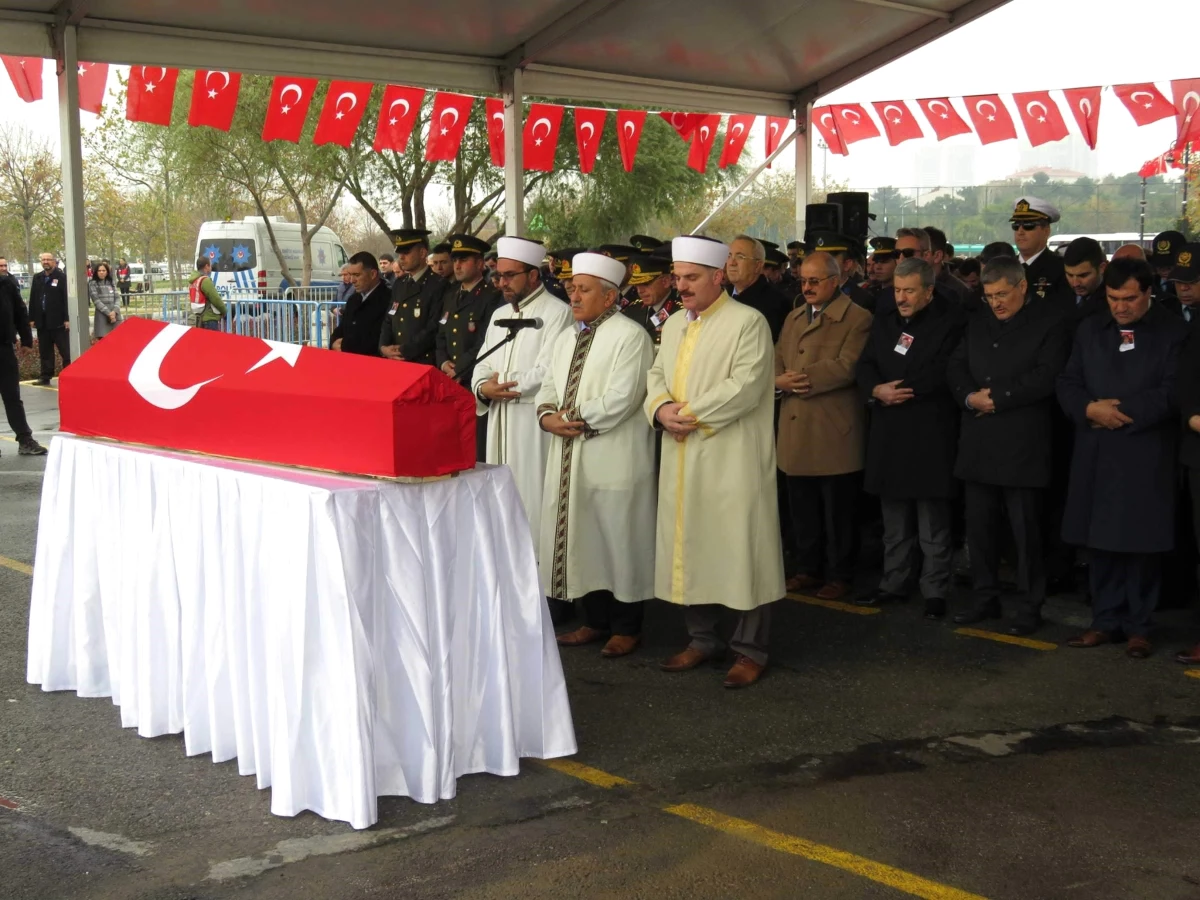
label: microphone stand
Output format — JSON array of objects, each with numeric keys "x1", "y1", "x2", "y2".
[{"x1": 471, "y1": 328, "x2": 521, "y2": 369}]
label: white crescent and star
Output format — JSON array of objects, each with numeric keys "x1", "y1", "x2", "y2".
[
  {"x1": 439, "y1": 105, "x2": 460, "y2": 136},
  {"x1": 140, "y1": 66, "x2": 165, "y2": 92},
  {"x1": 580, "y1": 120, "x2": 595, "y2": 143},
  {"x1": 882, "y1": 104, "x2": 904, "y2": 126},
  {"x1": 840, "y1": 107, "x2": 862, "y2": 125},
  {"x1": 279, "y1": 82, "x2": 303, "y2": 114},
  {"x1": 531, "y1": 116, "x2": 553, "y2": 147},
  {"x1": 975, "y1": 99, "x2": 997, "y2": 122},
  {"x1": 1025, "y1": 100, "x2": 1048, "y2": 123},
  {"x1": 769, "y1": 121, "x2": 781, "y2": 138},
  {"x1": 699, "y1": 124, "x2": 711, "y2": 142},
  {"x1": 1079, "y1": 98, "x2": 1093, "y2": 118},
  {"x1": 622, "y1": 120, "x2": 636, "y2": 139},
  {"x1": 1184, "y1": 91, "x2": 1200, "y2": 113},
  {"x1": 205, "y1": 70, "x2": 230, "y2": 100},
  {"x1": 490, "y1": 110, "x2": 505, "y2": 134},
  {"x1": 927, "y1": 99, "x2": 951, "y2": 120},
  {"x1": 731, "y1": 122, "x2": 746, "y2": 138},
  {"x1": 333, "y1": 91, "x2": 358, "y2": 120},
  {"x1": 1130, "y1": 90, "x2": 1156, "y2": 109}
]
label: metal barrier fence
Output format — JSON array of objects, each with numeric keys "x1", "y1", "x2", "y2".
[{"x1": 158, "y1": 288, "x2": 347, "y2": 347}]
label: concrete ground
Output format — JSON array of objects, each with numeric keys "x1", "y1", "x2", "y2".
[{"x1": 3, "y1": 382, "x2": 1200, "y2": 900}]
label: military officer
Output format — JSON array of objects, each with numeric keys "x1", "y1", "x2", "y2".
[
  {"x1": 763, "y1": 247, "x2": 789, "y2": 287},
  {"x1": 630, "y1": 234, "x2": 664, "y2": 252},
  {"x1": 435, "y1": 234, "x2": 504, "y2": 389},
  {"x1": 866, "y1": 237, "x2": 899, "y2": 313},
  {"x1": 624, "y1": 249, "x2": 677, "y2": 348},
  {"x1": 545, "y1": 247, "x2": 585, "y2": 303},
  {"x1": 597, "y1": 244, "x2": 640, "y2": 306},
  {"x1": 379, "y1": 228, "x2": 445, "y2": 365},
  {"x1": 1010, "y1": 196, "x2": 1072, "y2": 306},
  {"x1": 1163, "y1": 243, "x2": 1200, "y2": 325},
  {"x1": 1150, "y1": 230, "x2": 1186, "y2": 303}
]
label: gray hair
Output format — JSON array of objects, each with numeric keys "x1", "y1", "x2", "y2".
[
  {"x1": 594, "y1": 277, "x2": 619, "y2": 296},
  {"x1": 802, "y1": 251, "x2": 841, "y2": 279},
  {"x1": 894, "y1": 257, "x2": 935, "y2": 289},
  {"x1": 895, "y1": 227, "x2": 931, "y2": 252},
  {"x1": 981, "y1": 257, "x2": 1026, "y2": 288},
  {"x1": 732, "y1": 234, "x2": 765, "y2": 260}
]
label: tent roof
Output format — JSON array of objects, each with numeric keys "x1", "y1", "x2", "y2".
[{"x1": 0, "y1": 0, "x2": 1010, "y2": 116}]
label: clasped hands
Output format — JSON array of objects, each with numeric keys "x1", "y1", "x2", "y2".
[
  {"x1": 656, "y1": 401, "x2": 697, "y2": 442},
  {"x1": 541, "y1": 410, "x2": 587, "y2": 439},
  {"x1": 1086, "y1": 398, "x2": 1133, "y2": 430},
  {"x1": 775, "y1": 370, "x2": 810, "y2": 395},
  {"x1": 874, "y1": 380, "x2": 915, "y2": 407},
  {"x1": 966, "y1": 388, "x2": 995, "y2": 416}
]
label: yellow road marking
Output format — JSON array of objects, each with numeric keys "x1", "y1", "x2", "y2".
[
  {"x1": 0, "y1": 434, "x2": 13, "y2": 443},
  {"x1": 786, "y1": 592, "x2": 881, "y2": 616},
  {"x1": 538, "y1": 759, "x2": 634, "y2": 788},
  {"x1": 1186, "y1": 670, "x2": 1200, "y2": 680},
  {"x1": 0, "y1": 555, "x2": 33, "y2": 576},
  {"x1": 663, "y1": 804, "x2": 989, "y2": 900},
  {"x1": 954, "y1": 627, "x2": 1056, "y2": 651},
  {"x1": 20, "y1": 381, "x2": 58, "y2": 392}
]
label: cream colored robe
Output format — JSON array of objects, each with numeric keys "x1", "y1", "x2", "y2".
[
  {"x1": 535, "y1": 313, "x2": 656, "y2": 602},
  {"x1": 643, "y1": 293, "x2": 784, "y2": 610},
  {"x1": 472, "y1": 286, "x2": 574, "y2": 557}
]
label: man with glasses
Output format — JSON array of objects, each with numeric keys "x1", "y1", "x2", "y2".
[
  {"x1": 1010, "y1": 197, "x2": 1071, "y2": 305},
  {"x1": 724, "y1": 234, "x2": 789, "y2": 342},
  {"x1": 379, "y1": 228, "x2": 444, "y2": 366},
  {"x1": 805, "y1": 231, "x2": 875, "y2": 313},
  {"x1": 472, "y1": 236, "x2": 574, "y2": 571}
]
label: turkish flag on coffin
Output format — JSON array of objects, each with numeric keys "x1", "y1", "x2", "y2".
[
  {"x1": 126, "y1": 66, "x2": 180, "y2": 126},
  {"x1": 58, "y1": 319, "x2": 477, "y2": 479}
]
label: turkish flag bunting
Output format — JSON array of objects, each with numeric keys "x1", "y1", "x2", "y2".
[
  {"x1": 811, "y1": 107, "x2": 847, "y2": 156},
  {"x1": 1013, "y1": 91, "x2": 1069, "y2": 147},
  {"x1": 764, "y1": 116, "x2": 791, "y2": 167},
  {"x1": 616, "y1": 110, "x2": 646, "y2": 172},
  {"x1": 2, "y1": 56, "x2": 42, "y2": 102},
  {"x1": 78, "y1": 63, "x2": 109, "y2": 114},
  {"x1": 872, "y1": 100, "x2": 923, "y2": 146},
  {"x1": 523, "y1": 102, "x2": 564, "y2": 171},
  {"x1": 314, "y1": 81, "x2": 372, "y2": 147},
  {"x1": 917, "y1": 98, "x2": 971, "y2": 140},
  {"x1": 660, "y1": 111, "x2": 702, "y2": 142},
  {"x1": 373, "y1": 85, "x2": 424, "y2": 153},
  {"x1": 1139, "y1": 152, "x2": 1169, "y2": 179},
  {"x1": 484, "y1": 97, "x2": 505, "y2": 166},
  {"x1": 831, "y1": 104, "x2": 879, "y2": 144},
  {"x1": 1112, "y1": 83, "x2": 1175, "y2": 126},
  {"x1": 424, "y1": 92, "x2": 474, "y2": 161},
  {"x1": 188, "y1": 70, "x2": 242, "y2": 131},
  {"x1": 126, "y1": 66, "x2": 179, "y2": 126},
  {"x1": 719, "y1": 114, "x2": 755, "y2": 168},
  {"x1": 261, "y1": 76, "x2": 318, "y2": 143},
  {"x1": 686, "y1": 114, "x2": 721, "y2": 172},
  {"x1": 1171, "y1": 80, "x2": 1200, "y2": 152},
  {"x1": 964, "y1": 94, "x2": 1017, "y2": 145},
  {"x1": 574, "y1": 107, "x2": 607, "y2": 174},
  {"x1": 1062, "y1": 87, "x2": 1101, "y2": 150}
]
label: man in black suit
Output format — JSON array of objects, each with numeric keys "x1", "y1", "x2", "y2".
[
  {"x1": 1010, "y1": 197, "x2": 1072, "y2": 306},
  {"x1": 329, "y1": 251, "x2": 390, "y2": 356},
  {"x1": 724, "y1": 234, "x2": 790, "y2": 341},
  {"x1": 28, "y1": 252, "x2": 70, "y2": 385},
  {"x1": 0, "y1": 275, "x2": 46, "y2": 456},
  {"x1": 948, "y1": 257, "x2": 1072, "y2": 635},
  {"x1": 1063, "y1": 237, "x2": 1109, "y2": 324}
]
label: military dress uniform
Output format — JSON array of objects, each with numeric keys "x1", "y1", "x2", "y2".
[
  {"x1": 623, "y1": 253, "x2": 678, "y2": 348},
  {"x1": 435, "y1": 235, "x2": 503, "y2": 388},
  {"x1": 598, "y1": 243, "x2": 639, "y2": 307},
  {"x1": 1151, "y1": 231, "x2": 1187, "y2": 303},
  {"x1": 545, "y1": 247, "x2": 585, "y2": 303},
  {"x1": 379, "y1": 229, "x2": 445, "y2": 365},
  {"x1": 1012, "y1": 198, "x2": 1072, "y2": 306}
]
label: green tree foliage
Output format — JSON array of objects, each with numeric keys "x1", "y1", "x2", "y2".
[{"x1": 0, "y1": 125, "x2": 63, "y2": 274}]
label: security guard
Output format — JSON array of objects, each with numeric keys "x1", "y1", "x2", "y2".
[
  {"x1": 624, "y1": 248, "x2": 677, "y2": 347},
  {"x1": 435, "y1": 234, "x2": 504, "y2": 389},
  {"x1": 1150, "y1": 230, "x2": 1186, "y2": 303},
  {"x1": 805, "y1": 230, "x2": 876, "y2": 312},
  {"x1": 1010, "y1": 197, "x2": 1072, "y2": 306},
  {"x1": 379, "y1": 228, "x2": 444, "y2": 365}
]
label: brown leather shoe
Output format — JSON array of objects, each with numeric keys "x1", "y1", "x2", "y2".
[
  {"x1": 1066, "y1": 629, "x2": 1116, "y2": 648},
  {"x1": 816, "y1": 580, "x2": 850, "y2": 601},
  {"x1": 1126, "y1": 636, "x2": 1152, "y2": 659},
  {"x1": 659, "y1": 647, "x2": 715, "y2": 672},
  {"x1": 723, "y1": 654, "x2": 765, "y2": 688},
  {"x1": 600, "y1": 634, "x2": 640, "y2": 658},
  {"x1": 556, "y1": 626, "x2": 607, "y2": 647},
  {"x1": 786, "y1": 573, "x2": 821, "y2": 593},
  {"x1": 1175, "y1": 642, "x2": 1200, "y2": 665}
]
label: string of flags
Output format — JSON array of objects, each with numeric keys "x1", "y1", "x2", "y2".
[{"x1": 2, "y1": 55, "x2": 1198, "y2": 175}]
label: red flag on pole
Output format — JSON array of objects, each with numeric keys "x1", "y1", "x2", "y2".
[
  {"x1": 1062, "y1": 87, "x2": 1101, "y2": 150},
  {"x1": 1139, "y1": 152, "x2": 1169, "y2": 179},
  {"x1": 916, "y1": 98, "x2": 971, "y2": 140},
  {"x1": 125, "y1": 66, "x2": 179, "y2": 126},
  {"x1": 719, "y1": 114, "x2": 755, "y2": 168},
  {"x1": 764, "y1": 115, "x2": 791, "y2": 167},
  {"x1": 811, "y1": 107, "x2": 847, "y2": 155},
  {"x1": 261, "y1": 76, "x2": 318, "y2": 143},
  {"x1": 424, "y1": 92, "x2": 474, "y2": 161},
  {"x1": 373, "y1": 85, "x2": 424, "y2": 153},
  {"x1": 660, "y1": 111, "x2": 701, "y2": 142},
  {"x1": 871, "y1": 100, "x2": 923, "y2": 146},
  {"x1": 964, "y1": 94, "x2": 1017, "y2": 145},
  {"x1": 77, "y1": 62, "x2": 109, "y2": 114},
  {"x1": 1112, "y1": 83, "x2": 1176, "y2": 126},
  {"x1": 830, "y1": 104, "x2": 879, "y2": 144},
  {"x1": 2, "y1": 56, "x2": 42, "y2": 102},
  {"x1": 188, "y1": 70, "x2": 242, "y2": 131},
  {"x1": 484, "y1": 97, "x2": 506, "y2": 166},
  {"x1": 615, "y1": 110, "x2": 646, "y2": 172},
  {"x1": 686, "y1": 114, "x2": 721, "y2": 172},
  {"x1": 574, "y1": 107, "x2": 606, "y2": 174},
  {"x1": 314, "y1": 81, "x2": 372, "y2": 147},
  {"x1": 523, "y1": 102, "x2": 564, "y2": 171},
  {"x1": 1013, "y1": 91, "x2": 1069, "y2": 146},
  {"x1": 1171, "y1": 79, "x2": 1200, "y2": 152}
]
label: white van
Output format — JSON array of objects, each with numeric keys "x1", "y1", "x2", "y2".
[{"x1": 194, "y1": 216, "x2": 348, "y2": 297}]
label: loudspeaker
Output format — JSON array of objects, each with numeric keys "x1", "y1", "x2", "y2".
[
  {"x1": 827, "y1": 192, "x2": 870, "y2": 242},
  {"x1": 805, "y1": 203, "x2": 841, "y2": 235}
]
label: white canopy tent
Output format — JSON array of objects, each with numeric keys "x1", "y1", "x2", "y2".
[{"x1": 0, "y1": 0, "x2": 1010, "y2": 357}]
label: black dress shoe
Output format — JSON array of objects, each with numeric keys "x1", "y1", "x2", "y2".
[
  {"x1": 854, "y1": 588, "x2": 906, "y2": 607},
  {"x1": 547, "y1": 598, "x2": 576, "y2": 626},
  {"x1": 1046, "y1": 575, "x2": 1076, "y2": 596},
  {"x1": 952, "y1": 602, "x2": 1002, "y2": 625},
  {"x1": 1006, "y1": 616, "x2": 1043, "y2": 637},
  {"x1": 923, "y1": 597, "x2": 947, "y2": 620}
]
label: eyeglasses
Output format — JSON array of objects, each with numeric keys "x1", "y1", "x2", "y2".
[
  {"x1": 1011, "y1": 222, "x2": 1043, "y2": 232},
  {"x1": 797, "y1": 275, "x2": 835, "y2": 288},
  {"x1": 495, "y1": 270, "x2": 528, "y2": 282},
  {"x1": 727, "y1": 253, "x2": 763, "y2": 264},
  {"x1": 897, "y1": 248, "x2": 920, "y2": 258}
]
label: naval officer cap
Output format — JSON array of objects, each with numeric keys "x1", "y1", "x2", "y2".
[
  {"x1": 447, "y1": 234, "x2": 490, "y2": 257},
  {"x1": 390, "y1": 228, "x2": 431, "y2": 250},
  {"x1": 571, "y1": 252, "x2": 627, "y2": 287},
  {"x1": 1010, "y1": 196, "x2": 1060, "y2": 224},
  {"x1": 1152, "y1": 230, "x2": 1187, "y2": 264},
  {"x1": 671, "y1": 235, "x2": 730, "y2": 269},
  {"x1": 1170, "y1": 243, "x2": 1200, "y2": 283},
  {"x1": 496, "y1": 236, "x2": 546, "y2": 269},
  {"x1": 627, "y1": 253, "x2": 670, "y2": 286}
]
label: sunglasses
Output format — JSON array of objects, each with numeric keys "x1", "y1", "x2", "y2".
[
  {"x1": 897, "y1": 248, "x2": 920, "y2": 258},
  {"x1": 1011, "y1": 222, "x2": 1043, "y2": 232}
]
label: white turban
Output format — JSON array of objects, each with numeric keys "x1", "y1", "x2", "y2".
[
  {"x1": 570, "y1": 252, "x2": 626, "y2": 287},
  {"x1": 496, "y1": 236, "x2": 545, "y2": 269},
  {"x1": 672, "y1": 235, "x2": 730, "y2": 269}
]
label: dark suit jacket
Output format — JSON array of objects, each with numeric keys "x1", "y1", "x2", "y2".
[
  {"x1": 1023, "y1": 249, "x2": 1073, "y2": 307},
  {"x1": 1, "y1": 277, "x2": 32, "y2": 347},
  {"x1": 329, "y1": 283, "x2": 391, "y2": 356},
  {"x1": 379, "y1": 267, "x2": 445, "y2": 364},
  {"x1": 733, "y1": 275, "x2": 790, "y2": 342},
  {"x1": 29, "y1": 267, "x2": 69, "y2": 330}
]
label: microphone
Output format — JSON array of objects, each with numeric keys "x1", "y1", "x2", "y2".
[{"x1": 492, "y1": 317, "x2": 543, "y2": 330}]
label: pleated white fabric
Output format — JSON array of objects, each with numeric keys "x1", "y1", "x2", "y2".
[{"x1": 26, "y1": 436, "x2": 577, "y2": 829}]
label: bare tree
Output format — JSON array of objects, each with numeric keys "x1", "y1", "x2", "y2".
[{"x1": 0, "y1": 125, "x2": 62, "y2": 274}]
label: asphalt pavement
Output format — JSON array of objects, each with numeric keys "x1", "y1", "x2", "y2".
[{"x1": 3, "y1": 382, "x2": 1200, "y2": 900}]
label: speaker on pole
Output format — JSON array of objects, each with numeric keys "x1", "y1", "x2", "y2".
[{"x1": 827, "y1": 192, "x2": 870, "y2": 243}]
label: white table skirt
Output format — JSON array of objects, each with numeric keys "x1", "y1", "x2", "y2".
[{"x1": 26, "y1": 436, "x2": 577, "y2": 829}]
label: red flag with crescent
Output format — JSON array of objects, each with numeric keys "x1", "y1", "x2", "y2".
[
  {"x1": 374, "y1": 85, "x2": 425, "y2": 153},
  {"x1": 425, "y1": 92, "x2": 474, "y2": 161},
  {"x1": 2, "y1": 56, "x2": 42, "y2": 103},
  {"x1": 1171, "y1": 80, "x2": 1200, "y2": 152},
  {"x1": 574, "y1": 107, "x2": 607, "y2": 174},
  {"x1": 660, "y1": 111, "x2": 701, "y2": 141},
  {"x1": 78, "y1": 62, "x2": 109, "y2": 115},
  {"x1": 484, "y1": 97, "x2": 505, "y2": 166},
  {"x1": 811, "y1": 107, "x2": 847, "y2": 156},
  {"x1": 188, "y1": 70, "x2": 243, "y2": 131},
  {"x1": 686, "y1": 113, "x2": 721, "y2": 172},
  {"x1": 1062, "y1": 87, "x2": 1101, "y2": 150},
  {"x1": 964, "y1": 94, "x2": 1017, "y2": 145},
  {"x1": 261, "y1": 76, "x2": 318, "y2": 143},
  {"x1": 764, "y1": 115, "x2": 791, "y2": 167},
  {"x1": 916, "y1": 98, "x2": 971, "y2": 140},
  {"x1": 1112, "y1": 83, "x2": 1175, "y2": 127},
  {"x1": 719, "y1": 114, "x2": 755, "y2": 168},
  {"x1": 615, "y1": 110, "x2": 646, "y2": 172},
  {"x1": 871, "y1": 100, "x2": 923, "y2": 146},
  {"x1": 126, "y1": 65, "x2": 179, "y2": 126},
  {"x1": 1013, "y1": 91, "x2": 1069, "y2": 147},
  {"x1": 830, "y1": 104, "x2": 879, "y2": 144},
  {"x1": 523, "y1": 103, "x2": 564, "y2": 171},
  {"x1": 314, "y1": 81, "x2": 372, "y2": 148}
]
